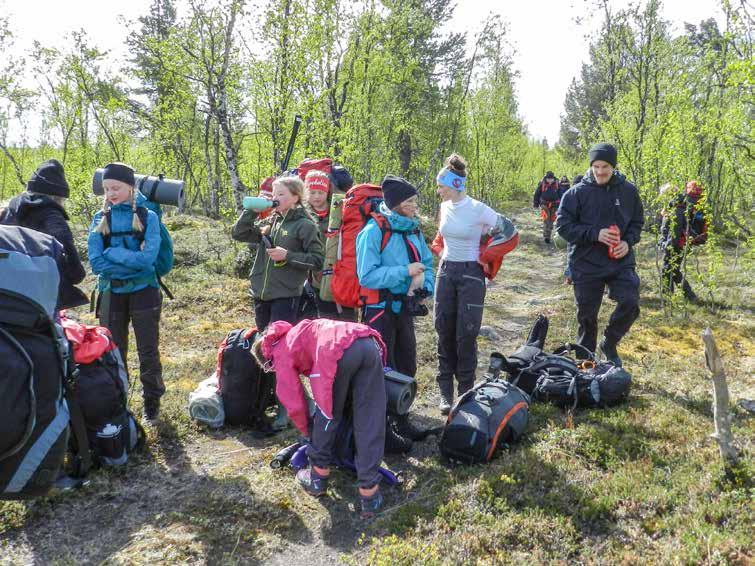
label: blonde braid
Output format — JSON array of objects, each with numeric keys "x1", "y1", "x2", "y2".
[
  {"x1": 131, "y1": 188, "x2": 144, "y2": 232},
  {"x1": 94, "y1": 195, "x2": 111, "y2": 235}
]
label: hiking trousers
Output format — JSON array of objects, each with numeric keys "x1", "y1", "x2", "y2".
[
  {"x1": 100, "y1": 286, "x2": 165, "y2": 402},
  {"x1": 541, "y1": 203, "x2": 557, "y2": 241},
  {"x1": 308, "y1": 338, "x2": 386, "y2": 489},
  {"x1": 434, "y1": 260, "x2": 486, "y2": 397},
  {"x1": 573, "y1": 268, "x2": 640, "y2": 353},
  {"x1": 662, "y1": 244, "x2": 695, "y2": 299},
  {"x1": 363, "y1": 305, "x2": 416, "y2": 377},
  {"x1": 254, "y1": 295, "x2": 300, "y2": 331}
]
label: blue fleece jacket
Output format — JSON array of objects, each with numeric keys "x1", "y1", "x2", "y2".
[
  {"x1": 556, "y1": 170, "x2": 644, "y2": 282},
  {"x1": 356, "y1": 203, "x2": 435, "y2": 313},
  {"x1": 87, "y1": 194, "x2": 160, "y2": 294}
]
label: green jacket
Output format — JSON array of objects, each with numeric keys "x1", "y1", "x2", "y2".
[
  {"x1": 232, "y1": 205, "x2": 324, "y2": 301},
  {"x1": 305, "y1": 203, "x2": 330, "y2": 290}
]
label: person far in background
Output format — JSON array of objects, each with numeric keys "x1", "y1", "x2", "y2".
[{"x1": 556, "y1": 143, "x2": 643, "y2": 367}]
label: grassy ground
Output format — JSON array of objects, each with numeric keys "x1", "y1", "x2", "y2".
[{"x1": 1, "y1": 207, "x2": 752, "y2": 565}]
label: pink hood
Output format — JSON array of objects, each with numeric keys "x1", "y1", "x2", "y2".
[{"x1": 261, "y1": 319, "x2": 386, "y2": 436}]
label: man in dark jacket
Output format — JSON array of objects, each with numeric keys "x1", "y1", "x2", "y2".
[
  {"x1": 533, "y1": 171, "x2": 561, "y2": 243},
  {"x1": 556, "y1": 143, "x2": 644, "y2": 366},
  {"x1": 0, "y1": 159, "x2": 88, "y2": 310}
]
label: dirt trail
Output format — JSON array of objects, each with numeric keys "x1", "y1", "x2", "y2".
[{"x1": 1, "y1": 208, "x2": 572, "y2": 565}]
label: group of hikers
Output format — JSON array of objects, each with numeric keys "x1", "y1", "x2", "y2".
[{"x1": 0, "y1": 141, "x2": 708, "y2": 516}]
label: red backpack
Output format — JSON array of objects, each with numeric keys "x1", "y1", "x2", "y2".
[
  {"x1": 296, "y1": 157, "x2": 333, "y2": 181},
  {"x1": 331, "y1": 184, "x2": 393, "y2": 308}
]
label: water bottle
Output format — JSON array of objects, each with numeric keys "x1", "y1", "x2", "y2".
[{"x1": 243, "y1": 196, "x2": 279, "y2": 211}]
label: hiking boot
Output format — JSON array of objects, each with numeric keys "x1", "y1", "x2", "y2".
[
  {"x1": 439, "y1": 392, "x2": 453, "y2": 416},
  {"x1": 391, "y1": 414, "x2": 426, "y2": 441},
  {"x1": 360, "y1": 489, "x2": 384, "y2": 519},
  {"x1": 384, "y1": 419, "x2": 413, "y2": 454},
  {"x1": 296, "y1": 468, "x2": 328, "y2": 497},
  {"x1": 143, "y1": 398, "x2": 160, "y2": 424},
  {"x1": 598, "y1": 338, "x2": 622, "y2": 367}
]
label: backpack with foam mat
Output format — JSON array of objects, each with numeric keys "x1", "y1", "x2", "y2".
[
  {"x1": 534, "y1": 362, "x2": 632, "y2": 409},
  {"x1": 440, "y1": 379, "x2": 530, "y2": 464},
  {"x1": 0, "y1": 226, "x2": 91, "y2": 498},
  {"x1": 216, "y1": 328, "x2": 276, "y2": 428}
]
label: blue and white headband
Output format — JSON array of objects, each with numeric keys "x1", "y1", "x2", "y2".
[{"x1": 437, "y1": 168, "x2": 467, "y2": 192}]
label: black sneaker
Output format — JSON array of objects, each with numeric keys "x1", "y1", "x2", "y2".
[
  {"x1": 384, "y1": 419, "x2": 413, "y2": 454},
  {"x1": 439, "y1": 392, "x2": 453, "y2": 416},
  {"x1": 598, "y1": 338, "x2": 622, "y2": 367},
  {"x1": 143, "y1": 398, "x2": 160, "y2": 424},
  {"x1": 360, "y1": 489, "x2": 384, "y2": 519}
]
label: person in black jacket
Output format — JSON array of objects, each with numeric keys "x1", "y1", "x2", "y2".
[
  {"x1": 659, "y1": 180, "x2": 707, "y2": 302},
  {"x1": 533, "y1": 171, "x2": 561, "y2": 243},
  {"x1": 556, "y1": 143, "x2": 644, "y2": 366},
  {"x1": 0, "y1": 159, "x2": 88, "y2": 310}
]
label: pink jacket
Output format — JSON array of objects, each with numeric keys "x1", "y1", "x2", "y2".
[{"x1": 261, "y1": 319, "x2": 387, "y2": 436}]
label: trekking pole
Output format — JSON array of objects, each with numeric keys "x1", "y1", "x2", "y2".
[{"x1": 280, "y1": 114, "x2": 302, "y2": 173}]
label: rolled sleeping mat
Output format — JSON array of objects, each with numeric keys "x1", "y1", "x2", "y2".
[
  {"x1": 93, "y1": 169, "x2": 185, "y2": 208},
  {"x1": 270, "y1": 441, "x2": 302, "y2": 469},
  {"x1": 384, "y1": 369, "x2": 417, "y2": 416},
  {"x1": 319, "y1": 193, "x2": 345, "y2": 303}
]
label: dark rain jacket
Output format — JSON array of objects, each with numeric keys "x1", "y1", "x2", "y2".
[
  {"x1": 1, "y1": 192, "x2": 88, "y2": 309},
  {"x1": 232, "y1": 205, "x2": 324, "y2": 301},
  {"x1": 556, "y1": 170, "x2": 644, "y2": 282}
]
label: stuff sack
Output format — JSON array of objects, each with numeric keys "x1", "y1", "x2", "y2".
[
  {"x1": 0, "y1": 226, "x2": 77, "y2": 499},
  {"x1": 440, "y1": 380, "x2": 529, "y2": 464},
  {"x1": 189, "y1": 373, "x2": 225, "y2": 429},
  {"x1": 216, "y1": 328, "x2": 276, "y2": 427},
  {"x1": 534, "y1": 363, "x2": 632, "y2": 409}
]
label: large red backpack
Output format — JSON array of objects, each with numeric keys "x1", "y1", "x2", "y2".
[{"x1": 331, "y1": 183, "x2": 392, "y2": 308}]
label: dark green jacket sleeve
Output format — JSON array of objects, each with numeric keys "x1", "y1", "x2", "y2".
[{"x1": 231, "y1": 209, "x2": 262, "y2": 243}]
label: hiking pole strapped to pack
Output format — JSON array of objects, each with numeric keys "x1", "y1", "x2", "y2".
[{"x1": 280, "y1": 115, "x2": 303, "y2": 173}]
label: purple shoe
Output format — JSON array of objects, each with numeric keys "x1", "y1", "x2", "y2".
[
  {"x1": 360, "y1": 489, "x2": 384, "y2": 519},
  {"x1": 296, "y1": 468, "x2": 328, "y2": 497}
]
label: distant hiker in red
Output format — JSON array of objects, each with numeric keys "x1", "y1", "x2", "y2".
[
  {"x1": 252, "y1": 319, "x2": 387, "y2": 516},
  {"x1": 660, "y1": 180, "x2": 708, "y2": 302},
  {"x1": 533, "y1": 171, "x2": 561, "y2": 243}
]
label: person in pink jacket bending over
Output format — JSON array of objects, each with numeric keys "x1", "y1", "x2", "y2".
[{"x1": 252, "y1": 318, "x2": 388, "y2": 517}]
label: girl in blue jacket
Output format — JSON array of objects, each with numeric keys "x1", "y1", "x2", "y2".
[
  {"x1": 356, "y1": 175, "x2": 434, "y2": 442},
  {"x1": 87, "y1": 162, "x2": 165, "y2": 423}
]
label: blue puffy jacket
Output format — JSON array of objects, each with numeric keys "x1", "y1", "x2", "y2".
[
  {"x1": 87, "y1": 197, "x2": 160, "y2": 294},
  {"x1": 356, "y1": 203, "x2": 435, "y2": 313}
]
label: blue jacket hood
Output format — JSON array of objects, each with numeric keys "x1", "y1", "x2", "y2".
[{"x1": 378, "y1": 202, "x2": 420, "y2": 232}]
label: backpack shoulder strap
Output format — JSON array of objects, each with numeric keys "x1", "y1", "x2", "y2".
[{"x1": 370, "y1": 212, "x2": 393, "y2": 252}]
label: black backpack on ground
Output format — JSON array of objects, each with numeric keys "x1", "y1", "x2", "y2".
[
  {"x1": 534, "y1": 362, "x2": 632, "y2": 409},
  {"x1": 0, "y1": 226, "x2": 90, "y2": 499},
  {"x1": 217, "y1": 328, "x2": 276, "y2": 428},
  {"x1": 73, "y1": 346, "x2": 145, "y2": 469},
  {"x1": 440, "y1": 373, "x2": 530, "y2": 464}
]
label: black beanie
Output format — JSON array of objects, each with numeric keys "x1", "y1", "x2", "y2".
[
  {"x1": 102, "y1": 162, "x2": 136, "y2": 186},
  {"x1": 382, "y1": 175, "x2": 418, "y2": 210},
  {"x1": 27, "y1": 159, "x2": 69, "y2": 198},
  {"x1": 545, "y1": 171, "x2": 555, "y2": 178},
  {"x1": 588, "y1": 143, "x2": 618, "y2": 168}
]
